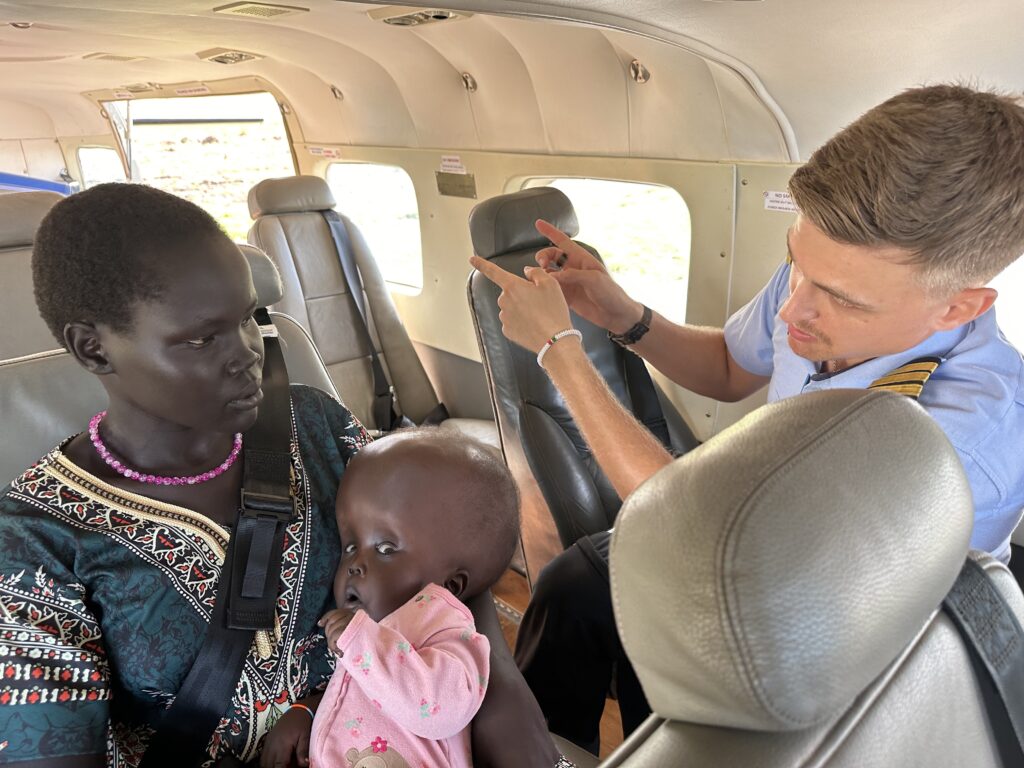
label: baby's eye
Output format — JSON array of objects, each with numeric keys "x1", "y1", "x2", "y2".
[
  {"x1": 375, "y1": 542, "x2": 397, "y2": 556},
  {"x1": 185, "y1": 336, "x2": 214, "y2": 348},
  {"x1": 343, "y1": 542, "x2": 357, "y2": 556}
]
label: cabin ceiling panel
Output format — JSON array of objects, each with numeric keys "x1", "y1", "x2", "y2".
[
  {"x1": 706, "y1": 60, "x2": 790, "y2": 163},
  {"x1": 372, "y1": 0, "x2": 1023, "y2": 159},
  {"x1": 406, "y1": 17, "x2": 548, "y2": 152},
  {"x1": 0, "y1": 100, "x2": 57, "y2": 138}
]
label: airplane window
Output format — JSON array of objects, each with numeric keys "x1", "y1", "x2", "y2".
[
  {"x1": 524, "y1": 177, "x2": 691, "y2": 323},
  {"x1": 77, "y1": 146, "x2": 126, "y2": 188},
  {"x1": 990, "y1": 256, "x2": 1024, "y2": 349},
  {"x1": 326, "y1": 163, "x2": 423, "y2": 290},
  {"x1": 103, "y1": 92, "x2": 295, "y2": 239}
]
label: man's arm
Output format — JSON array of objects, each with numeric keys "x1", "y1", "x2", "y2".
[
  {"x1": 471, "y1": 256, "x2": 671, "y2": 499},
  {"x1": 532, "y1": 220, "x2": 767, "y2": 403}
]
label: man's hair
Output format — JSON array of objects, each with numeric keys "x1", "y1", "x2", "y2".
[
  {"x1": 789, "y1": 84, "x2": 1024, "y2": 294},
  {"x1": 33, "y1": 183, "x2": 228, "y2": 347}
]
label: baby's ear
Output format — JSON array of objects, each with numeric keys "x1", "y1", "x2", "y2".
[{"x1": 443, "y1": 570, "x2": 470, "y2": 598}]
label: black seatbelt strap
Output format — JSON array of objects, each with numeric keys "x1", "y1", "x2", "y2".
[
  {"x1": 321, "y1": 210, "x2": 400, "y2": 432},
  {"x1": 621, "y1": 350, "x2": 672, "y2": 449},
  {"x1": 140, "y1": 309, "x2": 294, "y2": 767},
  {"x1": 942, "y1": 557, "x2": 1024, "y2": 763}
]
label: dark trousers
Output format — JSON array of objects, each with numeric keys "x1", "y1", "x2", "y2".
[{"x1": 514, "y1": 531, "x2": 650, "y2": 755}]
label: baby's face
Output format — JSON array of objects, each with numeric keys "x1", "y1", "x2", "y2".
[{"x1": 334, "y1": 448, "x2": 467, "y2": 622}]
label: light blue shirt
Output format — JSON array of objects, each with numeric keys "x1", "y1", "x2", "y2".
[{"x1": 724, "y1": 262, "x2": 1024, "y2": 563}]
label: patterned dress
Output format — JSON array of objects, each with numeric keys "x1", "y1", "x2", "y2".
[{"x1": 0, "y1": 385, "x2": 369, "y2": 765}]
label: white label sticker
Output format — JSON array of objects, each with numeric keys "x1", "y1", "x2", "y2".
[
  {"x1": 112, "y1": 90, "x2": 134, "y2": 100},
  {"x1": 174, "y1": 85, "x2": 212, "y2": 97},
  {"x1": 308, "y1": 146, "x2": 343, "y2": 159},
  {"x1": 440, "y1": 154, "x2": 467, "y2": 175},
  {"x1": 764, "y1": 190, "x2": 798, "y2": 213}
]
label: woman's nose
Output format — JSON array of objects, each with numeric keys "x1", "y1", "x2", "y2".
[{"x1": 226, "y1": 334, "x2": 263, "y2": 376}]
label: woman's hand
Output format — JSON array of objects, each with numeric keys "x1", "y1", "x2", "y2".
[
  {"x1": 259, "y1": 697, "x2": 319, "y2": 768},
  {"x1": 534, "y1": 219, "x2": 644, "y2": 334},
  {"x1": 318, "y1": 608, "x2": 356, "y2": 655}
]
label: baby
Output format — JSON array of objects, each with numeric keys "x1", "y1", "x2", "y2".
[{"x1": 309, "y1": 428, "x2": 521, "y2": 768}]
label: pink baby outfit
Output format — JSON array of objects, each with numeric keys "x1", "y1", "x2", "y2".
[{"x1": 310, "y1": 583, "x2": 490, "y2": 768}]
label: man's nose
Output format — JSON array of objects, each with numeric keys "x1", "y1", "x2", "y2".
[{"x1": 779, "y1": 279, "x2": 817, "y2": 324}]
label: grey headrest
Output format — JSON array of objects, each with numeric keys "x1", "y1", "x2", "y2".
[
  {"x1": 611, "y1": 389, "x2": 973, "y2": 732},
  {"x1": 248, "y1": 175, "x2": 336, "y2": 218},
  {"x1": 0, "y1": 191, "x2": 63, "y2": 249},
  {"x1": 237, "y1": 243, "x2": 283, "y2": 306},
  {"x1": 469, "y1": 187, "x2": 579, "y2": 259}
]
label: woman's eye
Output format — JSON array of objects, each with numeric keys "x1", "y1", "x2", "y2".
[
  {"x1": 375, "y1": 542, "x2": 397, "y2": 556},
  {"x1": 185, "y1": 336, "x2": 214, "y2": 348},
  {"x1": 343, "y1": 543, "x2": 357, "y2": 556}
]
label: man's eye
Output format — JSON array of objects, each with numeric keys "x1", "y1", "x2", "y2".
[
  {"x1": 185, "y1": 336, "x2": 214, "y2": 348},
  {"x1": 830, "y1": 294, "x2": 856, "y2": 309},
  {"x1": 343, "y1": 543, "x2": 357, "y2": 556},
  {"x1": 375, "y1": 542, "x2": 397, "y2": 556},
  {"x1": 242, "y1": 314, "x2": 254, "y2": 328}
]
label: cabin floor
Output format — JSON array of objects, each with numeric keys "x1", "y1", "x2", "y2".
[{"x1": 493, "y1": 568, "x2": 624, "y2": 760}]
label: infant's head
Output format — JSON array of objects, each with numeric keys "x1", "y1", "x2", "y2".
[{"x1": 334, "y1": 428, "x2": 520, "y2": 621}]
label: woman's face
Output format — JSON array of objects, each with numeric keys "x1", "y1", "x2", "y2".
[{"x1": 95, "y1": 236, "x2": 265, "y2": 436}]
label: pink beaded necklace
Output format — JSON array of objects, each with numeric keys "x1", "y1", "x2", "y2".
[{"x1": 88, "y1": 410, "x2": 243, "y2": 486}]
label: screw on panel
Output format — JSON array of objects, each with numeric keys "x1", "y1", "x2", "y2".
[
  {"x1": 629, "y1": 59, "x2": 651, "y2": 84},
  {"x1": 741, "y1": 178, "x2": 749, "y2": 186},
  {"x1": 462, "y1": 73, "x2": 478, "y2": 92}
]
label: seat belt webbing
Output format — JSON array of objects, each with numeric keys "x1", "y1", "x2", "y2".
[
  {"x1": 621, "y1": 350, "x2": 672, "y2": 450},
  {"x1": 321, "y1": 209, "x2": 400, "y2": 432},
  {"x1": 140, "y1": 309, "x2": 294, "y2": 767},
  {"x1": 942, "y1": 557, "x2": 1024, "y2": 764}
]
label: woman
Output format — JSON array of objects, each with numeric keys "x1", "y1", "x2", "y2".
[{"x1": 0, "y1": 184, "x2": 562, "y2": 767}]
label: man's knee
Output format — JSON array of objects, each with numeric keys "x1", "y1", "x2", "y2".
[{"x1": 530, "y1": 537, "x2": 609, "y2": 616}]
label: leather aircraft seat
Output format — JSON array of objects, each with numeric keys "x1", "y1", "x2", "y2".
[
  {"x1": 602, "y1": 388, "x2": 1024, "y2": 768},
  {"x1": 0, "y1": 190, "x2": 64, "y2": 359},
  {"x1": 1, "y1": 245, "x2": 338, "y2": 487},
  {"x1": 467, "y1": 187, "x2": 700, "y2": 549},
  {"x1": 247, "y1": 175, "x2": 499, "y2": 451}
]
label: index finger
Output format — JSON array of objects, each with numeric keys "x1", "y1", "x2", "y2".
[
  {"x1": 470, "y1": 254, "x2": 524, "y2": 290},
  {"x1": 535, "y1": 219, "x2": 574, "y2": 249}
]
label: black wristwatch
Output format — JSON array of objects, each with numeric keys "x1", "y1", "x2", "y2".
[{"x1": 608, "y1": 304, "x2": 652, "y2": 347}]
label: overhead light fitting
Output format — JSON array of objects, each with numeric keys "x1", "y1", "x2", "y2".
[
  {"x1": 212, "y1": 2, "x2": 308, "y2": 19},
  {"x1": 368, "y1": 6, "x2": 471, "y2": 27},
  {"x1": 196, "y1": 47, "x2": 263, "y2": 64}
]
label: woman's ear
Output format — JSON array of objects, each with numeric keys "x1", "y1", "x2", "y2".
[
  {"x1": 443, "y1": 570, "x2": 470, "y2": 599},
  {"x1": 64, "y1": 322, "x2": 114, "y2": 375}
]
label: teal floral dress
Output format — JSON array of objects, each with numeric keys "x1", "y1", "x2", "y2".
[{"x1": 0, "y1": 385, "x2": 368, "y2": 765}]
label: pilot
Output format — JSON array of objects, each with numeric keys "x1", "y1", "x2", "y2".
[{"x1": 471, "y1": 83, "x2": 1024, "y2": 752}]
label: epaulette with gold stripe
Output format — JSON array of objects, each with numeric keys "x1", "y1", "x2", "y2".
[{"x1": 867, "y1": 356, "x2": 941, "y2": 400}]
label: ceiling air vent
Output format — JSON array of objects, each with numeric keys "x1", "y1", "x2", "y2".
[
  {"x1": 368, "y1": 6, "x2": 471, "y2": 27},
  {"x1": 213, "y1": 2, "x2": 308, "y2": 19},
  {"x1": 83, "y1": 52, "x2": 146, "y2": 63},
  {"x1": 197, "y1": 47, "x2": 263, "y2": 64}
]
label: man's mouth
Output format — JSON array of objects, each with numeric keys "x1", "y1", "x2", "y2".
[{"x1": 788, "y1": 324, "x2": 817, "y2": 343}]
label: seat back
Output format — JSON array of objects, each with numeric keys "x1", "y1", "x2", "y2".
[
  {"x1": 1, "y1": 245, "x2": 340, "y2": 487},
  {"x1": 605, "y1": 388, "x2": 1021, "y2": 767},
  {"x1": 467, "y1": 187, "x2": 699, "y2": 548},
  {"x1": 247, "y1": 175, "x2": 440, "y2": 430},
  {"x1": 0, "y1": 191, "x2": 63, "y2": 358}
]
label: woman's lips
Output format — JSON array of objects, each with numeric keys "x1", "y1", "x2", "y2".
[{"x1": 228, "y1": 387, "x2": 264, "y2": 410}]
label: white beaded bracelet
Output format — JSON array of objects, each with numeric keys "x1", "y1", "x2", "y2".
[{"x1": 537, "y1": 329, "x2": 583, "y2": 368}]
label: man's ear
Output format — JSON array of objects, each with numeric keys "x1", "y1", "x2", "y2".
[
  {"x1": 64, "y1": 322, "x2": 114, "y2": 375},
  {"x1": 443, "y1": 570, "x2": 470, "y2": 599},
  {"x1": 932, "y1": 287, "x2": 997, "y2": 332}
]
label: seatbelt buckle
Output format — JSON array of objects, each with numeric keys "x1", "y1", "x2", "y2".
[{"x1": 239, "y1": 489, "x2": 296, "y2": 523}]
